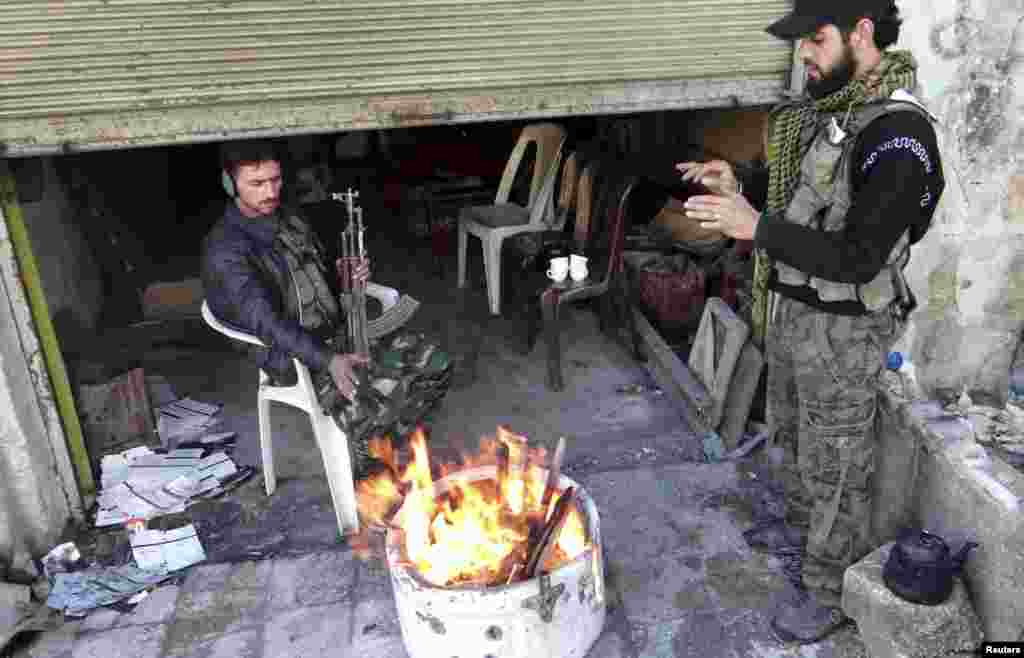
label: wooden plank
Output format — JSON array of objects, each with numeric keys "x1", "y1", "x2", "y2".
[
  {"x1": 717, "y1": 339, "x2": 764, "y2": 452},
  {"x1": 687, "y1": 298, "x2": 750, "y2": 429},
  {"x1": 633, "y1": 307, "x2": 713, "y2": 434}
]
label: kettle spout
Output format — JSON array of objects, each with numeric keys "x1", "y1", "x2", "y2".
[{"x1": 952, "y1": 541, "x2": 979, "y2": 570}]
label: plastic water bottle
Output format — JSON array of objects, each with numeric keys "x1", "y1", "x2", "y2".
[
  {"x1": 887, "y1": 351, "x2": 921, "y2": 400},
  {"x1": 1010, "y1": 367, "x2": 1024, "y2": 403}
]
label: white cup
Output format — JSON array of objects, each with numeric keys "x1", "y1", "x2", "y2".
[
  {"x1": 547, "y1": 257, "x2": 569, "y2": 282},
  {"x1": 569, "y1": 254, "x2": 589, "y2": 281}
]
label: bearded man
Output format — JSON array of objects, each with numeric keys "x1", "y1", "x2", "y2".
[{"x1": 678, "y1": 0, "x2": 945, "y2": 644}]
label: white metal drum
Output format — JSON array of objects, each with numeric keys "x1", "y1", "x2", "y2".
[{"x1": 385, "y1": 466, "x2": 605, "y2": 658}]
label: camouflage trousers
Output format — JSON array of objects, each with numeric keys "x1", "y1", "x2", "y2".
[
  {"x1": 314, "y1": 331, "x2": 453, "y2": 478},
  {"x1": 766, "y1": 295, "x2": 904, "y2": 602}
]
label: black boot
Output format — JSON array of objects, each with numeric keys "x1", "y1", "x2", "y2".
[
  {"x1": 770, "y1": 592, "x2": 849, "y2": 644},
  {"x1": 743, "y1": 519, "x2": 806, "y2": 553}
]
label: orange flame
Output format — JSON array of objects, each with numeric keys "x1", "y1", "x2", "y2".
[{"x1": 354, "y1": 426, "x2": 589, "y2": 587}]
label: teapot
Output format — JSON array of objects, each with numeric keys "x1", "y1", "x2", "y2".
[{"x1": 882, "y1": 530, "x2": 978, "y2": 606}]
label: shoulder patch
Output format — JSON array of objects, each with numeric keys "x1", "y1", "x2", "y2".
[{"x1": 861, "y1": 133, "x2": 936, "y2": 176}]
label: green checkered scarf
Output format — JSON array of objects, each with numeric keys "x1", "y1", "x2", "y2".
[{"x1": 750, "y1": 50, "x2": 918, "y2": 345}]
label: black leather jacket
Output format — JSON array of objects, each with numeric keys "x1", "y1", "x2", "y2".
[{"x1": 201, "y1": 203, "x2": 332, "y2": 379}]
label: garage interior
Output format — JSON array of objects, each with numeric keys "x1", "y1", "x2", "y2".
[{"x1": 7, "y1": 104, "x2": 771, "y2": 558}]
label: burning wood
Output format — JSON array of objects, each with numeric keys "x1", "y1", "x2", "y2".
[
  {"x1": 524, "y1": 486, "x2": 576, "y2": 579},
  {"x1": 540, "y1": 436, "x2": 566, "y2": 517},
  {"x1": 353, "y1": 427, "x2": 588, "y2": 588}
]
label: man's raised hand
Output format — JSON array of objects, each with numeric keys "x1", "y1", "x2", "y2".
[{"x1": 676, "y1": 160, "x2": 740, "y2": 196}]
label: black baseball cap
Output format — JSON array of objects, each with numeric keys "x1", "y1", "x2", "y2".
[{"x1": 766, "y1": 0, "x2": 894, "y2": 40}]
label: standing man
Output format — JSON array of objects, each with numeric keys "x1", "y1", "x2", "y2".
[
  {"x1": 202, "y1": 139, "x2": 450, "y2": 477},
  {"x1": 679, "y1": 0, "x2": 944, "y2": 644}
]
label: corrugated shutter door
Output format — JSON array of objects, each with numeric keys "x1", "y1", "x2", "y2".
[{"x1": 1, "y1": 0, "x2": 792, "y2": 154}]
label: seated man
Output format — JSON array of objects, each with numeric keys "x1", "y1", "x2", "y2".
[{"x1": 202, "y1": 139, "x2": 451, "y2": 477}]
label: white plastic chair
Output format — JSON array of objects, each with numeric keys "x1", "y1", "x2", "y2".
[
  {"x1": 457, "y1": 123, "x2": 567, "y2": 315},
  {"x1": 200, "y1": 282, "x2": 398, "y2": 536}
]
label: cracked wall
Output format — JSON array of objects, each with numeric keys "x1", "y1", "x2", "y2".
[{"x1": 895, "y1": 0, "x2": 1024, "y2": 404}]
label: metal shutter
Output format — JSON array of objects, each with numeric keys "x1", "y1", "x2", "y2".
[{"x1": 1, "y1": 0, "x2": 792, "y2": 154}]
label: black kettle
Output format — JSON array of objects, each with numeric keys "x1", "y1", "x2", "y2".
[{"x1": 882, "y1": 531, "x2": 978, "y2": 606}]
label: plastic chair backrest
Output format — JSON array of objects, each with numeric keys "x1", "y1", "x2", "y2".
[
  {"x1": 573, "y1": 161, "x2": 600, "y2": 252},
  {"x1": 549, "y1": 151, "x2": 578, "y2": 228},
  {"x1": 201, "y1": 301, "x2": 266, "y2": 348},
  {"x1": 585, "y1": 174, "x2": 637, "y2": 286},
  {"x1": 604, "y1": 178, "x2": 638, "y2": 283},
  {"x1": 494, "y1": 123, "x2": 567, "y2": 210},
  {"x1": 527, "y1": 140, "x2": 566, "y2": 227},
  {"x1": 556, "y1": 152, "x2": 579, "y2": 214}
]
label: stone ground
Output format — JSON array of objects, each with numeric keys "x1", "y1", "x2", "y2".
[{"x1": 10, "y1": 212, "x2": 869, "y2": 657}]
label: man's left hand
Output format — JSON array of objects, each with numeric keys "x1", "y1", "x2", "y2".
[
  {"x1": 684, "y1": 192, "x2": 760, "y2": 241},
  {"x1": 338, "y1": 257, "x2": 372, "y2": 285}
]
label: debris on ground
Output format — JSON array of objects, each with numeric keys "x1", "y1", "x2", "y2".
[
  {"x1": 42, "y1": 543, "x2": 84, "y2": 581},
  {"x1": 943, "y1": 392, "x2": 1024, "y2": 471},
  {"x1": 96, "y1": 446, "x2": 240, "y2": 526},
  {"x1": 45, "y1": 563, "x2": 175, "y2": 616},
  {"x1": 948, "y1": 395, "x2": 1024, "y2": 448},
  {"x1": 41, "y1": 523, "x2": 206, "y2": 618},
  {"x1": 615, "y1": 383, "x2": 664, "y2": 396},
  {"x1": 40, "y1": 397, "x2": 238, "y2": 621},
  {"x1": 130, "y1": 524, "x2": 206, "y2": 572},
  {"x1": 155, "y1": 397, "x2": 223, "y2": 446}
]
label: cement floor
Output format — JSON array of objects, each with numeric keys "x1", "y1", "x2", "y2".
[{"x1": 13, "y1": 227, "x2": 869, "y2": 657}]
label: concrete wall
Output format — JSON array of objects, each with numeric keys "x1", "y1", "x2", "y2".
[
  {"x1": 0, "y1": 165, "x2": 84, "y2": 566},
  {"x1": 18, "y1": 157, "x2": 104, "y2": 346},
  {"x1": 895, "y1": 0, "x2": 1024, "y2": 405},
  {"x1": 0, "y1": 284, "x2": 75, "y2": 563}
]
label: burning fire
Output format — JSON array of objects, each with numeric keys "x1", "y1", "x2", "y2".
[{"x1": 354, "y1": 426, "x2": 589, "y2": 587}]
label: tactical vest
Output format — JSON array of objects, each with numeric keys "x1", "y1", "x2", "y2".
[
  {"x1": 774, "y1": 90, "x2": 936, "y2": 312},
  {"x1": 259, "y1": 209, "x2": 340, "y2": 334}
]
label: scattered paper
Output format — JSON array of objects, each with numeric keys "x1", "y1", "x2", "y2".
[
  {"x1": 131, "y1": 525, "x2": 206, "y2": 573},
  {"x1": 46, "y1": 565, "x2": 171, "y2": 614},
  {"x1": 96, "y1": 447, "x2": 239, "y2": 526},
  {"x1": 42, "y1": 542, "x2": 82, "y2": 580},
  {"x1": 156, "y1": 397, "x2": 223, "y2": 446},
  {"x1": 178, "y1": 431, "x2": 237, "y2": 449}
]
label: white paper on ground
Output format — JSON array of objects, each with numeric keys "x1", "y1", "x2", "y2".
[
  {"x1": 95, "y1": 451, "x2": 238, "y2": 526},
  {"x1": 130, "y1": 525, "x2": 206, "y2": 572},
  {"x1": 100, "y1": 446, "x2": 156, "y2": 489},
  {"x1": 156, "y1": 397, "x2": 223, "y2": 446},
  {"x1": 46, "y1": 565, "x2": 171, "y2": 612}
]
